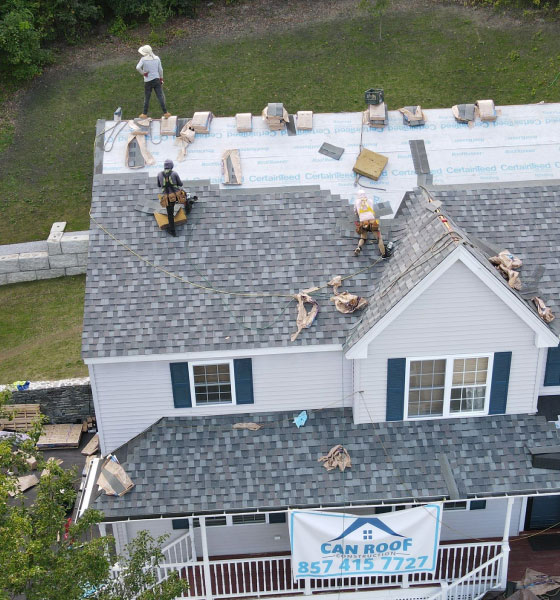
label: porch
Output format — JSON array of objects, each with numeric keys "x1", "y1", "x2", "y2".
[{"x1": 151, "y1": 534, "x2": 507, "y2": 600}]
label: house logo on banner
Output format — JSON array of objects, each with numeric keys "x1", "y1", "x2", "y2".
[{"x1": 289, "y1": 504, "x2": 442, "y2": 579}]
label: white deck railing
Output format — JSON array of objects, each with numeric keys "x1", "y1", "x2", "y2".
[
  {"x1": 426, "y1": 551, "x2": 505, "y2": 600},
  {"x1": 149, "y1": 541, "x2": 504, "y2": 600}
]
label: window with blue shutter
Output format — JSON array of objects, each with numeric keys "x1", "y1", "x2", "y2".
[
  {"x1": 488, "y1": 351, "x2": 512, "y2": 415},
  {"x1": 234, "y1": 358, "x2": 254, "y2": 405},
  {"x1": 170, "y1": 362, "x2": 192, "y2": 408},
  {"x1": 544, "y1": 345, "x2": 560, "y2": 387},
  {"x1": 386, "y1": 358, "x2": 406, "y2": 421}
]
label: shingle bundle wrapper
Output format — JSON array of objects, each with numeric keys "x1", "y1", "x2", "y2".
[
  {"x1": 176, "y1": 120, "x2": 196, "y2": 162},
  {"x1": 291, "y1": 288, "x2": 319, "y2": 342},
  {"x1": 125, "y1": 120, "x2": 155, "y2": 168},
  {"x1": 489, "y1": 249, "x2": 523, "y2": 290},
  {"x1": 328, "y1": 276, "x2": 368, "y2": 314},
  {"x1": 517, "y1": 569, "x2": 560, "y2": 596},
  {"x1": 318, "y1": 444, "x2": 352, "y2": 472},
  {"x1": 532, "y1": 297, "x2": 555, "y2": 323}
]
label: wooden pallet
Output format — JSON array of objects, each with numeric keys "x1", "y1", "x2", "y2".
[
  {"x1": 0, "y1": 404, "x2": 41, "y2": 432},
  {"x1": 37, "y1": 424, "x2": 83, "y2": 449}
]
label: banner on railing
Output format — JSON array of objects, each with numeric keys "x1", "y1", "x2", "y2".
[{"x1": 289, "y1": 504, "x2": 442, "y2": 579}]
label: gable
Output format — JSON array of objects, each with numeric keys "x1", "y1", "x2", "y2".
[
  {"x1": 353, "y1": 259, "x2": 544, "y2": 422},
  {"x1": 346, "y1": 247, "x2": 558, "y2": 359}
]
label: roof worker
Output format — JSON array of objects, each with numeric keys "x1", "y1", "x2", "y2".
[
  {"x1": 353, "y1": 189, "x2": 387, "y2": 257},
  {"x1": 157, "y1": 160, "x2": 197, "y2": 237},
  {"x1": 136, "y1": 45, "x2": 171, "y2": 119}
]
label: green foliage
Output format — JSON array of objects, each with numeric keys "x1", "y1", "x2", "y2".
[
  {"x1": 0, "y1": 4, "x2": 49, "y2": 80},
  {"x1": 95, "y1": 531, "x2": 190, "y2": 600},
  {"x1": 34, "y1": 0, "x2": 102, "y2": 43},
  {"x1": 0, "y1": 391, "x2": 189, "y2": 600}
]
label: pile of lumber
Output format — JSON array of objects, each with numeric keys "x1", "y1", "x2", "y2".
[
  {"x1": 37, "y1": 424, "x2": 82, "y2": 449},
  {"x1": 0, "y1": 404, "x2": 41, "y2": 432}
]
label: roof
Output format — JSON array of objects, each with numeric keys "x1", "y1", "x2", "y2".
[
  {"x1": 83, "y1": 174, "x2": 384, "y2": 358},
  {"x1": 430, "y1": 182, "x2": 560, "y2": 336},
  {"x1": 91, "y1": 408, "x2": 560, "y2": 520},
  {"x1": 83, "y1": 175, "x2": 558, "y2": 360}
]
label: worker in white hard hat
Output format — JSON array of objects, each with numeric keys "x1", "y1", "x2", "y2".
[{"x1": 136, "y1": 45, "x2": 171, "y2": 119}]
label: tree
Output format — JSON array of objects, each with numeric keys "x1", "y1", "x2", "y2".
[
  {"x1": 0, "y1": 389, "x2": 189, "y2": 600},
  {"x1": 95, "y1": 531, "x2": 190, "y2": 600},
  {"x1": 359, "y1": 0, "x2": 391, "y2": 42}
]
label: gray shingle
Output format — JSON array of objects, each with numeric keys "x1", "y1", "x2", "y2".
[{"x1": 91, "y1": 410, "x2": 560, "y2": 519}]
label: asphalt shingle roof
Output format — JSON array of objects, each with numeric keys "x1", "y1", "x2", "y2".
[
  {"x1": 83, "y1": 174, "x2": 389, "y2": 358},
  {"x1": 92, "y1": 409, "x2": 560, "y2": 519},
  {"x1": 431, "y1": 183, "x2": 560, "y2": 335},
  {"x1": 83, "y1": 175, "x2": 559, "y2": 358}
]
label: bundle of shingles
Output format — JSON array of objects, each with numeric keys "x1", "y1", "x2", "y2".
[
  {"x1": 191, "y1": 111, "x2": 213, "y2": 133},
  {"x1": 262, "y1": 103, "x2": 289, "y2": 131},
  {"x1": 399, "y1": 105, "x2": 426, "y2": 127},
  {"x1": 364, "y1": 102, "x2": 388, "y2": 129}
]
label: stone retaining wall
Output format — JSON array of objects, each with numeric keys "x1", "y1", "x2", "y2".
[
  {"x1": 8, "y1": 382, "x2": 94, "y2": 425},
  {"x1": 0, "y1": 222, "x2": 89, "y2": 285}
]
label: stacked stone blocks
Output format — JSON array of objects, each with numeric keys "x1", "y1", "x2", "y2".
[{"x1": 0, "y1": 222, "x2": 89, "y2": 285}]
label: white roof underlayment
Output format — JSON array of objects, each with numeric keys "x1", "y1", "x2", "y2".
[{"x1": 102, "y1": 102, "x2": 560, "y2": 212}]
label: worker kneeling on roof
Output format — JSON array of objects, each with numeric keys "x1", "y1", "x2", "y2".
[
  {"x1": 353, "y1": 190, "x2": 387, "y2": 257},
  {"x1": 157, "y1": 159, "x2": 197, "y2": 237}
]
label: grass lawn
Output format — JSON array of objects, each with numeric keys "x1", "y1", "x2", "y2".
[
  {"x1": 0, "y1": 276, "x2": 88, "y2": 384},
  {"x1": 0, "y1": 3, "x2": 559, "y2": 380},
  {"x1": 1, "y1": 6, "x2": 560, "y2": 245}
]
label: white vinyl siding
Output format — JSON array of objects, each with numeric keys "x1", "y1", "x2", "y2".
[
  {"x1": 114, "y1": 496, "x2": 523, "y2": 556},
  {"x1": 91, "y1": 350, "x2": 352, "y2": 454},
  {"x1": 355, "y1": 260, "x2": 540, "y2": 424}
]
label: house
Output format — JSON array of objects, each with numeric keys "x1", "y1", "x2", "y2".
[{"x1": 80, "y1": 109, "x2": 560, "y2": 600}]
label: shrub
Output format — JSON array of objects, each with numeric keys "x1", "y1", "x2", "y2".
[{"x1": 0, "y1": 5, "x2": 50, "y2": 79}]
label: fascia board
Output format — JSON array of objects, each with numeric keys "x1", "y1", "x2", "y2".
[{"x1": 84, "y1": 343, "x2": 343, "y2": 365}]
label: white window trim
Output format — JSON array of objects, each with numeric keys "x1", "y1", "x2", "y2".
[
  {"x1": 404, "y1": 353, "x2": 494, "y2": 421},
  {"x1": 188, "y1": 359, "x2": 237, "y2": 407}
]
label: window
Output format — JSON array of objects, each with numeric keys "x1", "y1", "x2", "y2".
[
  {"x1": 443, "y1": 501, "x2": 467, "y2": 511},
  {"x1": 191, "y1": 361, "x2": 234, "y2": 405},
  {"x1": 232, "y1": 514, "x2": 266, "y2": 525},
  {"x1": 469, "y1": 500, "x2": 487, "y2": 510},
  {"x1": 406, "y1": 355, "x2": 492, "y2": 419},
  {"x1": 268, "y1": 513, "x2": 287, "y2": 524}
]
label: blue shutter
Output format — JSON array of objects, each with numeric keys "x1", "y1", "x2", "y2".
[
  {"x1": 170, "y1": 362, "x2": 191, "y2": 408},
  {"x1": 386, "y1": 358, "x2": 406, "y2": 421},
  {"x1": 234, "y1": 358, "x2": 254, "y2": 405},
  {"x1": 488, "y1": 352, "x2": 512, "y2": 415},
  {"x1": 544, "y1": 345, "x2": 560, "y2": 387}
]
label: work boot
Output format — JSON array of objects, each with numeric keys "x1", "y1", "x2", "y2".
[
  {"x1": 163, "y1": 112, "x2": 171, "y2": 118},
  {"x1": 139, "y1": 113, "x2": 148, "y2": 118},
  {"x1": 354, "y1": 247, "x2": 362, "y2": 256}
]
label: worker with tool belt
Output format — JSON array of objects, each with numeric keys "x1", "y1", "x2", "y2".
[
  {"x1": 157, "y1": 159, "x2": 187, "y2": 237},
  {"x1": 353, "y1": 190, "x2": 386, "y2": 257}
]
